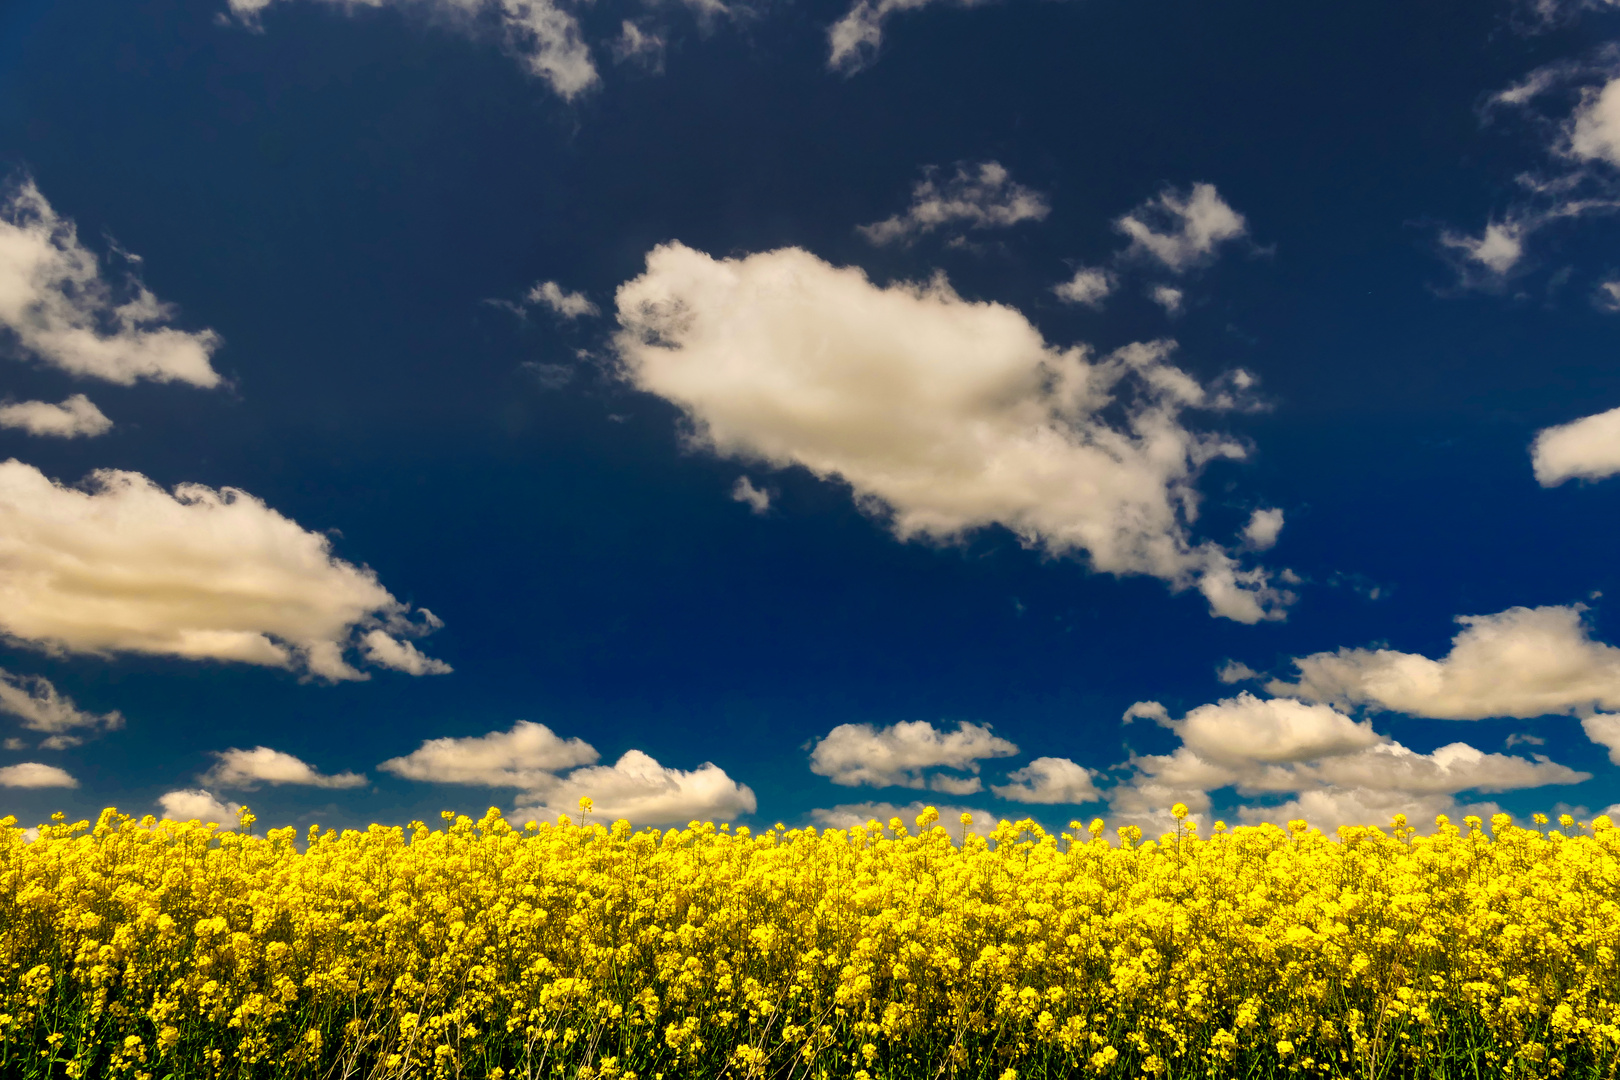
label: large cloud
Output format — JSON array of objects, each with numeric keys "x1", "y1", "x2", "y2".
[
  {"x1": 0, "y1": 669, "x2": 123, "y2": 749},
  {"x1": 226, "y1": 0, "x2": 597, "y2": 99},
  {"x1": 613, "y1": 243, "x2": 1292, "y2": 622},
  {"x1": 200, "y1": 746, "x2": 366, "y2": 790},
  {"x1": 0, "y1": 180, "x2": 221, "y2": 388},
  {"x1": 1532, "y1": 404, "x2": 1620, "y2": 484},
  {"x1": 0, "y1": 460, "x2": 446, "y2": 681},
  {"x1": 0, "y1": 395, "x2": 112, "y2": 438},
  {"x1": 1112, "y1": 693, "x2": 1588, "y2": 835},
  {"x1": 1268, "y1": 605, "x2": 1620, "y2": 720},
  {"x1": 1115, "y1": 184, "x2": 1248, "y2": 273},
  {"x1": 809, "y1": 719, "x2": 1017, "y2": 792},
  {"x1": 858, "y1": 162, "x2": 1050, "y2": 246}
]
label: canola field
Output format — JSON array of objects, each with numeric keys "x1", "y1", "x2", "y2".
[{"x1": 1, "y1": 805, "x2": 1618, "y2": 1080}]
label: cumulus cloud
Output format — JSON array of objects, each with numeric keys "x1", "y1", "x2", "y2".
[
  {"x1": 827, "y1": 0, "x2": 988, "y2": 74},
  {"x1": 809, "y1": 719, "x2": 1017, "y2": 791},
  {"x1": 0, "y1": 460, "x2": 445, "y2": 681},
  {"x1": 731, "y1": 476, "x2": 770, "y2": 513},
  {"x1": 613, "y1": 243, "x2": 1293, "y2": 622},
  {"x1": 157, "y1": 789, "x2": 243, "y2": 828},
  {"x1": 858, "y1": 162, "x2": 1049, "y2": 246},
  {"x1": 1242, "y1": 507, "x2": 1284, "y2": 550},
  {"x1": 227, "y1": 0, "x2": 597, "y2": 99},
  {"x1": 515, "y1": 750, "x2": 757, "y2": 825},
  {"x1": 1111, "y1": 693, "x2": 1588, "y2": 834},
  {"x1": 1269, "y1": 605, "x2": 1620, "y2": 720},
  {"x1": 379, "y1": 720, "x2": 599, "y2": 787},
  {"x1": 1115, "y1": 184, "x2": 1248, "y2": 273},
  {"x1": 0, "y1": 761, "x2": 77, "y2": 788},
  {"x1": 1052, "y1": 267, "x2": 1114, "y2": 308},
  {"x1": 1532, "y1": 404, "x2": 1620, "y2": 484},
  {"x1": 0, "y1": 180, "x2": 221, "y2": 387},
  {"x1": 1216, "y1": 659, "x2": 1260, "y2": 684},
  {"x1": 199, "y1": 746, "x2": 366, "y2": 790},
  {"x1": 810, "y1": 800, "x2": 996, "y2": 835},
  {"x1": 990, "y1": 757, "x2": 1101, "y2": 804},
  {"x1": 0, "y1": 394, "x2": 111, "y2": 438},
  {"x1": 0, "y1": 669, "x2": 123, "y2": 746}
]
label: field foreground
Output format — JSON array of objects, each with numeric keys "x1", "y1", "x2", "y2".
[{"x1": 0, "y1": 808, "x2": 1617, "y2": 1079}]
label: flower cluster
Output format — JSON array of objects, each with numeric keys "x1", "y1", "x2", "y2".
[{"x1": 1, "y1": 805, "x2": 1617, "y2": 1079}]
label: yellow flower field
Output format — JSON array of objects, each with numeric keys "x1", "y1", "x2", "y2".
[{"x1": 1, "y1": 804, "x2": 1617, "y2": 1080}]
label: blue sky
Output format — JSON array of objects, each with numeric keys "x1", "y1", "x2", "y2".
[{"x1": 3, "y1": 0, "x2": 1620, "y2": 836}]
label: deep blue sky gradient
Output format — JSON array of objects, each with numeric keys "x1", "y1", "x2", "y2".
[{"x1": 2, "y1": 0, "x2": 1619, "y2": 828}]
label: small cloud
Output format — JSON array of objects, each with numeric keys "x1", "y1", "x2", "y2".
[
  {"x1": 1242, "y1": 507, "x2": 1284, "y2": 551},
  {"x1": 858, "y1": 162, "x2": 1049, "y2": 247},
  {"x1": 525, "y1": 280, "x2": 600, "y2": 320},
  {"x1": 1504, "y1": 732, "x2": 1547, "y2": 749},
  {"x1": 731, "y1": 476, "x2": 771, "y2": 514},
  {"x1": 1595, "y1": 279, "x2": 1620, "y2": 311},
  {"x1": 612, "y1": 20, "x2": 665, "y2": 70},
  {"x1": 360, "y1": 629, "x2": 453, "y2": 676},
  {"x1": 514, "y1": 750, "x2": 757, "y2": 826},
  {"x1": 0, "y1": 761, "x2": 77, "y2": 788},
  {"x1": 991, "y1": 757, "x2": 1102, "y2": 804},
  {"x1": 1052, "y1": 267, "x2": 1114, "y2": 308},
  {"x1": 0, "y1": 395, "x2": 112, "y2": 438},
  {"x1": 379, "y1": 720, "x2": 600, "y2": 787},
  {"x1": 809, "y1": 719, "x2": 1017, "y2": 789},
  {"x1": 199, "y1": 746, "x2": 366, "y2": 790},
  {"x1": 1115, "y1": 183, "x2": 1248, "y2": 273},
  {"x1": 1216, "y1": 659, "x2": 1260, "y2": 684},
  {"x1": 1149, "y1": 284, "x2": 1185, "y2": 315},
  {"x1": 522, "y1": 361, "x2": 575, "y2": 389},
  {"x1": 0, "y1": 669, "x2": 124, "y2": 741},
  {"x1": 1532, "y1": 403, "x2": 1620, "y2": 485},
  {"x1": 157, "y1": 789, "x2": 242, "y2": 828}
]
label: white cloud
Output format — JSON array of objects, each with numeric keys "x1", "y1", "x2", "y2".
[
  {"x1": 1242, "y1": 507, "x2": 1284, "y2": 550},
  {"x1": 1595, "y1": 279, "x2": 1620, "y2": 311},
  {"x1": 731, "y1": 476, "x2": 770, "y2": 513},
  {"x1": 0, "y1": 180, "x2": 221, "y2": 387},
  {"x1": 809, "y1": 719, "x2": 1017, "y2": 790},
  {"x1": 1149, "y1": 285, "x2": 1185, "y2": 315},
  {"x1": 1115, "y1": 184, "x2": 1248, "y2": 273},
  {"x1": 1582, "y1": 712, "x2": 1620, "y2": 763},
  {"x1": 526, "y1": 280, "x2": 599, "y2": 319},
  {"x1": 613, "y1": 243, "x2": 1293, "y2": 622},
  {"x1": 515, "y1": 749, "x2": 756, "y2": 825},
  {"x1": 1111, "y1": 693, "x2": 1588, "y2": 834},
  {"x1": 0, "y1": 669, "x2": 123, "y2": 743},
  {"x1": 199, "y1": 746, "x2": 366, "y2": 790},
  {"x1": 360, "y1": 629, "x2": 453, "y2": 675},
  {"x1": 1235, "y1": 789, "x2": 1500, "y2": 836},
  {"x1": 0, "y1": 394, "x2": 112, "y2": 438},
  {"x1": 827, "y1": 0, "x2": 987, "y2": 74},
  {"x1": 1571, "y1": 76, "x2": 1620, "y2": 167},
  {"x1": 991, "y1": 757, "x2": 1101, "y2": 804},
  {"x1": 1440, "y1": 221, "x2": 1527, "y2": 277},
  {"x1": 858, "y1": 162, "x2": 1049, "y2": 246},
  {"x1": 0, "y1": 762, "x2": 77, "y2": 788},
  {"x1": 1532, "y1": 404, "x2": 1620, "y2": 484},
  {"x1": 1052, "y1": 267, "x2": 1114, "y2": 307},
  {"x1": 810, "y1": 800, "x2": 996, "y2": 835},
  {"x1": 612, "y1": 21, "x2": 664, "y2": 70},
  {"x1": 0, "y1": 460, "x2": 445, "y2": 681},
  {"x1": 157, "y1": 789, "x2": 242, "y2": 828},
  {"x1": 1216, "y1": 659, "x2": 1260, "y2": 684},
  {"x1": 379, "y1": 720, "x2": 599, "y2": 787},
  {"x1": 227, "y1": 0, "x2": 597, "y2": 100},
  {"x1": 1269, "y1": 605, "x2": 1620, "y2": 720}
]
